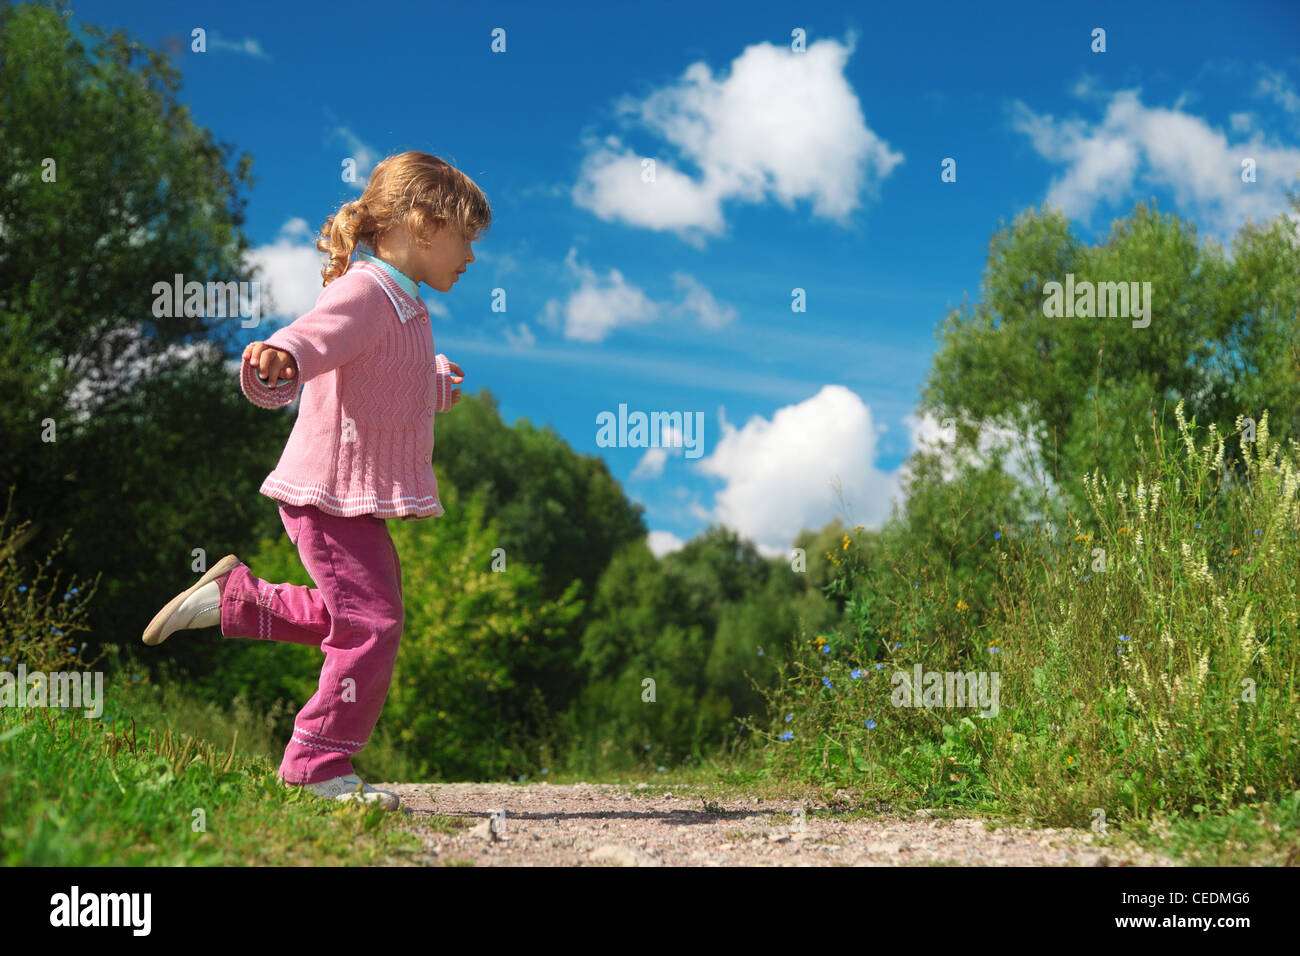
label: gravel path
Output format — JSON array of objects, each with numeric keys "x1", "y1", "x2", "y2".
[{"x1": 374, "y1": 781, "x2": 1177, "y2": 867}]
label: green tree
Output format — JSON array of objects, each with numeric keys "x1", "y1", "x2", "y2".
[{"x1": 0, "y1": 1, "x2": 287, "y2": 664}]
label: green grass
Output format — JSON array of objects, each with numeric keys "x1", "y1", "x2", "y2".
[{"x1": 0, "y1": 664, "x2": 427, "y2": 866}]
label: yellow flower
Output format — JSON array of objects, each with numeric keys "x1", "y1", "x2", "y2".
[
  {"x1": 956, "y1": 599, "x2": 970, "y2": 612},
  {"x1": 1066, "y1": 755, "x2": 1074, "y2": 764},
  {"x1": 1117, "y1": 527, "x2": 1131, "y2": 535},
  {"x1": 1229, "y1": 548, "x2": 1241, "y2": 557},
  {"x1": 1073, "y1": 534, "x2": 1089, "y2": 542}
]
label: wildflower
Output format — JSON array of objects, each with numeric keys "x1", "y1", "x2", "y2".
[
  {"x1": 822, "y1": 677, "x2": 833, "y2": 689},
  {"x1": 1073, "y1": 534, "x2": 1089, "y2": 542},
  {"x1": 913, "y1": 583, "x2": 919, "y2": 589},
  {"x1": 864, "y1": 719, "x2": 876, "y2": 730},
  {"x1": 18, "y1": 586, "x2": 26, "y2": 593},
  {"x1": 989, "y1": 646, "x2": 1000, "y2": 654},
  {"x1": 658, "y1": 765, "x2": 665, "y2": 772},
  {"x1": 70, "y1": 588, "x2": 78, "y2": 595},
  {"x1": 874, "y1": 663, "x2": 885, "y2": 670},
  {"x1": 1229, "y1": 548, "x2": 1241, "y2": 557},
  {"x1": 780, "y1": 731, "x2": 794, "y2": 741},
  {"x1": 1067, "y1": 755, "x2": 1074, "y2": 764},
  {"x1": 541, "y1": 768, "x2": 549, "y2": 775},
  {"x1": 132, "y1": 675, "x2": 140, "y2": 681},
  {"x1": 757, "y1": 648, "x2": 763, "y2": 656},
  {"x1": 956, "y1": 600, "x2": 969, "y2": 612},
  {"x1": 1254, "y1": 529, "x2": 1262, "y2": 536},
  {"x1": 63, "y1": 593, "x2": 70, "y2": 602},
  {"x1": 1082, "y1": 575, "x2": 1092, "y2": 583},
  {"x1": 850, "y1": 669, "x2": 863, "y2": 679},
  {"x1": 821, "y1": 645, "x2": 830, "y2": 654},
  {"x1": 785, "y1": 714, "x2": 794, "y2": 722},
  {"x1": 893, "y1": 641, "x2": 902, "y2": 649},
  {"x1": 994, "y1": 531, "x2": 1002, "y2": 539},
  {"x1": 842, "y1": 535, "x2": 851, "y2": 551},
  {"x1": 1118, "y1": 635, "x2": 1129, "y2": 641},
  {"x1": 1195, "y1": 523, "x2": 1201, "y2": 529},
  {"x1": 814, "y1": 635, "x2": 826, "y2": 647}
]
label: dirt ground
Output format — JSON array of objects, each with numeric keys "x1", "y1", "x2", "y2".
[{"x1": 374, "y1": 781, "x2": 1178, "y2": 867}]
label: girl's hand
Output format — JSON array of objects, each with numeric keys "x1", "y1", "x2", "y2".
[
  {"x1": 244, "y1": 342, "x2": 297, "y2": 388},
  {"x1": 447, "y1": 360, "x2": 464, "y2": 406}
]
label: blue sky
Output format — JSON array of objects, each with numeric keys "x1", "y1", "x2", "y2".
[{"x1": 72, "y1": 0, "x2": 1300, "y2": 557}]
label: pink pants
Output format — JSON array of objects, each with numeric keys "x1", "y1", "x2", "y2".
[{"x1": 218, "y1": 503, "x2": 404, "y2": 785}]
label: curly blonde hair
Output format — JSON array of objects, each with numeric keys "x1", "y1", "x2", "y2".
[{"x1": 317, "y1": 150, "x2": 493, "y2": 286}]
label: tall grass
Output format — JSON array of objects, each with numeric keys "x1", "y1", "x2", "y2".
[{"x1": 758, "y1": 402, "x2": 1300, "y2": 829}]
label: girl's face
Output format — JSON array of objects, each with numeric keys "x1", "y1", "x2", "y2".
[{"x1": 413, "y1": 222, "x2": 476, "y2": 293}]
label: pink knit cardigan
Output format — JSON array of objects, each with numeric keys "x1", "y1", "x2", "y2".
[{"x1": 239, "y1": 260, "x2": 454, "y2": 520}]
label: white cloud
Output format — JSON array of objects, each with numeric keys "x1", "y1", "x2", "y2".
[
  {"x1": 243, "y1": 218, "x2": 324, "y2": 322},
  {"x1": 631, "y1": 424, "x2": 685, "y2": 478},
  {"x1": 670, "y1": 272, "x2": 737, "y2": 329},
  {"x1": 1010, "y1": 88, "x2": 1300, "y2": 241},
  {"x1": 572, "y1": 33, "x2": 902, "y2": 240},
  {"x1": 647, "y1": 530, "x2": 686, "y2": 557},
  {"x1": 694, "y1": 386, "x2": 899, "y2": 558},
  {"x1": 1256, "y1": 70, "x2": 1300, "y2": 117},
  {"x1": 538, "y1": 248, "x2": 738, "y2": 342},
  {"x1": 503, "y1": 322, "x2": 535, "y2": 347},
  {"x1": 208, "y1": 35, "x2": 270, "y2": 60}
]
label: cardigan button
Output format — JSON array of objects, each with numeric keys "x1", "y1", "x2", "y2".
[{"x1": 425, "y1": 407, "x2": 433, "y2": 417}]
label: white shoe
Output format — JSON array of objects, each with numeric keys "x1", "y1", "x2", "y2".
[
  {"x1": 142, "y1": 554, "x2": 241, "y2": 646},
  {"x1": 296, "y1": 774, "x2": 401, "y2": 811}
]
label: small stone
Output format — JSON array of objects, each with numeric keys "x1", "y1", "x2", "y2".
[{"x1": 590, "y1": 843, "x2": 659, "y2": 867}]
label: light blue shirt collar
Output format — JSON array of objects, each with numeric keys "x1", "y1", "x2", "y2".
[{"x1": 356, "y1": 247, "x2": 421, "y2": 301}]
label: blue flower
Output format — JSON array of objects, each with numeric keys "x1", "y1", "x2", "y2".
[
  {"x1": 541, "y1": 768, "x2": 548, "y2": 775},
  {"x1": 657, "y1": 765, "x2": 665, "y2": 772},
  {"x1": 1195, "y1": 523, "x2": 1201, "y2": 529},
  {"x1": 68, "y1": 646, "x2": 76, "y2": 653},
  {"x1": 18, "y1": 586, "x2": 27, "y2": 593},
  {"x1": 893, "y1": 641, "x2": 902, "y2": 649},
  {"x1": 132, "y1": 675, "x2": 140, "y2": 681},
  {"x1": 1118, "y1": 635, "x2": 1130, "y2": 642},
  {"x1": 63, "y1": 593, "x2": 70, "y2": 601},
  {"x1": 1254, "y1": 529, "x2": 1262, "y2": 536},
  {"x1": 822, "y1": 677, "x2": 832, "y2": 689},
  {"x1": 850, "y1": 669, "x2": 863, "y2": 679},
  {"x1": 989, "y1": 646, "x2": 1001, "y2": 654},
  {"x1": 757, "y1": 648, "x2": 764, "y2": 656},
  {"x1": 1083, "y1": 575, "x2": 1092, "y2": 582},
  {"x1": 644, "y1": 744, "x2": 651, "y2": 750},
  {"x1": 785, "y1": 713, "x2": 793, "y2": 722},
  {"x1": 913, "y1": 583, "x2": 919, "y2": 589},
  {"x1": 1, "y1": 658, "x2": 8, "y2": 663},
  {"x1": 874, "y1": 663, "x2": 885, "y2": 670},
  {"x1": 994, "y1": 531, "x2": 1002, "y2": 539},
  {"x1": 780, "y1": 731, "x2": 794, "y2": 741},
  {"x1": 864, "y1": 719, "x2": 876, "y2": 730},
  {"x1": 70, "y1": 588, "x2": 78, "y2": 595},
  {"x1": 821, "y1": 645, "x2": 830, "y2": 654}
]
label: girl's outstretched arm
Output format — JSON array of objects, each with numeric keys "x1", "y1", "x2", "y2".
[{"x1": 238, "y1": 270, "x2": 385, "y2": 409}]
